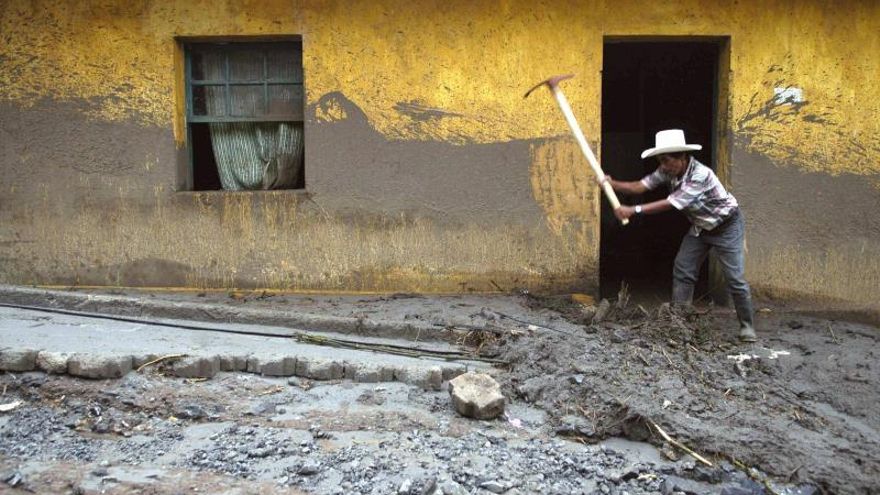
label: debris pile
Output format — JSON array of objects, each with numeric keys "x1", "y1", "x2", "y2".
[{"x1": 484, "y1": 292, "x2": 879, "y2": 494}]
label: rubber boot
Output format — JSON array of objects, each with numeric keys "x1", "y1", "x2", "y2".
[
  {"x1": 733, "y1": 293, "x2": 757, "y2": 342},
  {"x1": 672, "y1": 281, "x2": 694, "y2": 307}
]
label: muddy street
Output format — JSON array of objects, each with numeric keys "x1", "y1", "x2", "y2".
[
  {"x1": 0, "y1": 291, "x2": 876, "y2": 494},
  {"x1": 2, "y1": 369, "x2": 700, "y2": 495}
]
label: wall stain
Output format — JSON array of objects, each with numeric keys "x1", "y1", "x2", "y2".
[
  {"x1": 1, "y1": 0, "x2": 878, "y2": 304},
  {"x1": 734, "y1": 55, "x2": 880, "y2": 177}
]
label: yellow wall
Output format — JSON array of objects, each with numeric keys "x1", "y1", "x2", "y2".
[
  {"x1": 4, "y1": 1, "x2": 877, "y2": 175},
  {"x1": 1, "y1": 0, "x2": 878, "y2": 304}
]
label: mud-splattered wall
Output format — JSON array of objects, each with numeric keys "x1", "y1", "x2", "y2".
[{"x1": 1, "y1": 1, "x2": 878, "y2": 305}]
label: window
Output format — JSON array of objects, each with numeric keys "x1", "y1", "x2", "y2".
[{"x1": 185, "y1": 41, "x2": 305, "y2": 191}]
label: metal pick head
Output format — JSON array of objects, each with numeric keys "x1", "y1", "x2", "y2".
[{"x1": 523, "y1": 74, "x2": 576, "y2": 98}]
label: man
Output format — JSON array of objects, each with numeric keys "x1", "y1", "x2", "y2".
[{"x1": 603, "y1": 129, "x2": 756, "y2": 342}]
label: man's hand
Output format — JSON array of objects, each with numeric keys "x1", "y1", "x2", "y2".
[
  {"x1": 597, "y1": 174, "x2": 611, "y2": 186},
  {"x1": 614, "y1": 205, "x2": 635, "y2": 221}
]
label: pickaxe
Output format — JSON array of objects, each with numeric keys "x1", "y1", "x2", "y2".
[{"x1": 525, "y1": 74, "x2": 628, "y2": 225}]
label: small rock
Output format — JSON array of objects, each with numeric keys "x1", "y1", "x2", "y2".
[
  {"x1": 176, "y1": 404, "x2": 207, "y2": 420},
  {"x1": 555, "y1": 415, "x2": 595, "y2": 438},
  {"x1": 298, "y1": 461, "x2": 321, "y2": 475},
  {"x1": 691, "y1": 466, "x2": 722, "y2": 483},
  {"x1": 4, "y1": 471, "x2": 23, "y2": 487},
  {"x1": 398, "y1": 478, "x2": 413, "y2": 494},
  {"x1": 660, "y1": 475, "x2": 711, "y2": 495},
  {"x1": 479, "y1": 480, "x2": 507, "y2": 493},
  {"x1": 568, "y1": 374, "x2": 585, "y2": 385},
  {"x1": 437, "y1": 477, "x2": 468, "y2": 495}
]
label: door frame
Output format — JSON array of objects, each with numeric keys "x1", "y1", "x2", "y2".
[{"x1": 599, "y1": 36, "x2": 732, "y2": 303}]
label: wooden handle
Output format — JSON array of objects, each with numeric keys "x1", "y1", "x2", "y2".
[{"x1": 550, "y1": 86, "x2": 629, "y2": 226}]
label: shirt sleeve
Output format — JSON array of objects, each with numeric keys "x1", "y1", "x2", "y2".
[{"x1": 640, "y1": 169, "x2": 668, "y2": 191}]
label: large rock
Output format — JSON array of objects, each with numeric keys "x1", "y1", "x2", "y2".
[{"x1": 448, "y1": 372, "x2": 505, "y2": 420}]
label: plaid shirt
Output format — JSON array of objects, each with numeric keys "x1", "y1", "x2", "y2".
[{"x1": 640, "y1": 157, "x2": 738, "y2": 232}]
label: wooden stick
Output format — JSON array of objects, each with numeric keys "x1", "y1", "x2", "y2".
[
  {"x1": 649, "y1": 420, "x2": 713, "y2": 467},
  {"x1": 549, "y1": 85, "x2": 629, "y2": 225},
  {"x1": 827, "y1": 323, "x2": 841, "y2": 344}
]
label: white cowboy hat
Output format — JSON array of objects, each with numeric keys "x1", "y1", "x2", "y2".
[{"x1": 640, "y1": 129, "x2": 702, "y2": 159}]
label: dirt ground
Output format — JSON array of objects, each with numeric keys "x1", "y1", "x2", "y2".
[
  {"x1": 489, "y1": 292, "x2": 880, "y2": 494},
  {"x1": 0, "y1": 367, "x2": 687, "y2": 495},
  {"x1": 0, "y1": 289, "x2": 877, "y2": 494}
]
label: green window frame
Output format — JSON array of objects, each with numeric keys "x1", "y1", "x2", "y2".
[{"x1": 185, "y1": 41, "x2": 304, "y2": 123}]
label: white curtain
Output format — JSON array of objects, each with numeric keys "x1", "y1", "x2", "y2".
[{"x1": 209, "y1": 122, "x2": 303, "y2": 190}]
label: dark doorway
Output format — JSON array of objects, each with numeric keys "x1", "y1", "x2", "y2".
[{"x1": 600, "y1": 40, "x2": 723, "y2": 301}]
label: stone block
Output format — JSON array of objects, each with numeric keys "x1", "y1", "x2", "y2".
[
  {"x1": 397, "y1": 366, "x2": 443, "y2": 391},
  {"x1": 295, "y1": 357, "x2": 343, "y2": 380},
  {"x1": 219, "y1": 355, "x2": 248, "y2": 371},
  {"x1": 172, "y1": 355, "x2": 220, "y2": 378},
  {"x1": 68, "y1": 354, "x2": 133, "y2": 379},
  {"x1": 0, "y1": 349, "x2": 38, "y2": 372},
  {"x1": 448, "y1": 372, "x2": 505, "y2": 419},
  {"x1": 260, "y1": 356, "x2": 297, "y2": 376},
  {"x1": 36, "y1": 351, "x2": 70, "y2": 374}
]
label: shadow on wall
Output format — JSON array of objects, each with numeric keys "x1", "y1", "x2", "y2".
[
  {"x1": 0, "y1": 95, "x2": 601, "y2": 292},
  {"x1": 305, "y1": 92, "x2": 547, "y2": 225}
]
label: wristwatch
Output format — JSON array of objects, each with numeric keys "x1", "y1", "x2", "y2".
[{"x1": 634, "y1": 205, "x2": 643, "y2": 215}]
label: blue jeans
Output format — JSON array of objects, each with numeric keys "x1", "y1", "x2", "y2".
[{"x1": 672, "y1": 209, "x2": 754, "y2": 328}]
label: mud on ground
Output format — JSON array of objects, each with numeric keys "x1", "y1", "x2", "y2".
[
  {"x1": 489, "y1": 293, "x2": 880, "y2": 494},
  {"x1": 1, "y1": 369, "x2": 697, "y2": 495},
  {"x1": 0, "y1": 289, "x2": 877, "y2": 494}
]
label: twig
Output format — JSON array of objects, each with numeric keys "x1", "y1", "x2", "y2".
[
  {"x1": 489, "y1": 280, "x2": 504, "y2": 292},
  {"x1": 827, "y1": 323, "x2": 841, "y2": 344},
  {"x1": 660, "y1": 347, "x2": 676, "y2": 368},
  {"x1": 136, "y1": 354, "x2": 188, "y2": 372},
  {"x1": 258, "y1": 385, "x2": 284, "y2": 396},
  {"x1": 648, "y1": 420, "x2": 713, "y2": 467}
]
